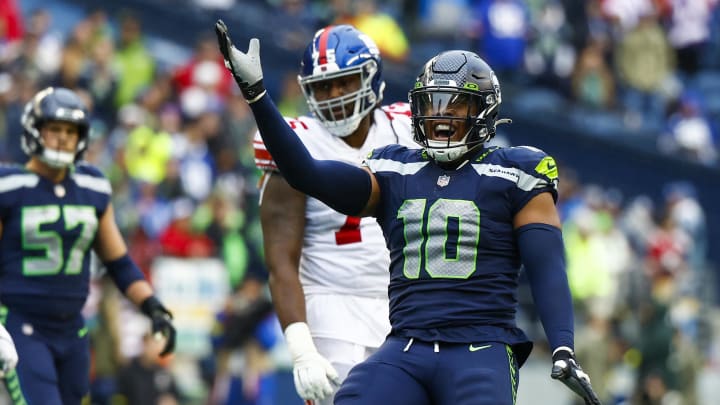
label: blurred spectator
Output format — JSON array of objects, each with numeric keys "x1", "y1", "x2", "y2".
[
  {"x1": 172, "y1": 34, "x2": 234, "y2": 103},
  {"x1": 645, "y1": 211, "x2": 691, "y2": 286},
  {"x1": 634, "y1": 299, "x2": 679, "y2": 404},
  {"x1": 414, "y1": 0, "x2": 471, "y2": 40},
  {"x1": 50, "y1": 37, "x2": 86, "y2": 90},
  {"x1": 663, "y1": 0, "x2": 716, "y2": 78},
  {"x1": 177, "y1": 112, "x2": 219, "y2": 202},
  {"x1": 343, "y1": 0, "x2": 409, "y2": 63},
  {"x1": 270, "y1": 0, "x2": 320, "y2": 52},
  {"x1": 124, "y1": 120, "x2": 173, "y2": 184},
  {"x1": 662, "y1": 181, "x2": 707, "y2": 272},
  {"x1": 0, "y1": 0, "x2": 23, "y2": 63},
  {"x1": 0, "y1": 73, "x2": 37, "y2": 163},
  {"x1": 90, "y1": 274, "x2": 123, "y2": 405},
  {"x1": 523, "y1": 0, "x2": 575, "y2": 90},
  {"x1": 564, "y1": 208, "x2": 612, "y2": 302},
  {"x1": 209, "y1": 276, "x2": 280, "y2": 405},
  {"x1": 658, "y1": 92, "x2": 718, "y2": 165},
  {"x1": 469, "y1": 0, "x2": 529, "y2": 82},
  {"x1": 79, "y1": 36, "x2": 119, "y2": 127},
  {"x1": 571, "y1": 39, "x2": 616, "y2": 109},
  {"x1": 276, "y1": 71, "x2": 307, "y2": 118},
  {"x1": 22, "y1": 8, "x2": 63, "y2": 78},
  {"x1": 114, "y1": 330, "x2": 180, "y2": 405},
  {"x1": 113, "y1": 12, "x2": 155, "y2": 107},
  {"x1": 601, "y1": 0, "x2": 655, "y2": 31},
  {"x1": 159, "y1": 198, "x2": 215, "y2": 258},
  {"x1": 614, "y1": 11, "x2": 676, "y2": 127}
]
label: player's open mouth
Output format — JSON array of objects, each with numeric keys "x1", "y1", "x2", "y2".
[{"x1": 433, "y1": 123, "x2": 455, "y2": 139}]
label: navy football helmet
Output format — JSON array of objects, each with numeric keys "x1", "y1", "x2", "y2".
[
  {"x1": 409, "y1": 50, "x2": 503, "y2": 163},
  {"x1": 298, "y1": 25, "x2": 384, "y2": 137},
  {"x1": 21, "y1": 87, "x2": 89, "y2": 168}
]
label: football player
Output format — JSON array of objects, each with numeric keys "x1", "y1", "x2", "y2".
[
  {"x1": 253, "y1": 25, "x2": 416, "y2": 404},
  {"x1": 216, "y1": 21, "x2": 601, "y2": 405},
  {"x1": 0, "y1": 87, "x2": 176, "y2": 404}
]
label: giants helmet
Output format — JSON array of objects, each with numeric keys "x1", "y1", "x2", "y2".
[
  {"x1": 21, "y1": 87, "x2": 90, "y2": 168},
  {"x1": 409, "y1": 50, "x2": 503, "y2": 163},
  {"x1": 298, "y1": 25, "x2": 385, "y2": 137}
]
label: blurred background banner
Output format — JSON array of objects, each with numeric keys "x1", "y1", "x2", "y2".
[{"x1": 152, "y1": 257, "x2": 231, "y2": 357}]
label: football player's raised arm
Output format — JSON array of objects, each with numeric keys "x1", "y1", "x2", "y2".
[
  {"x1": 214, "y1": 22, "x2": 379, "y2": 216},
  {"x1": 250, "y1": 94, "x2": 380, "y2": 217},
  {"x1": 260, "y1": 173, "x2": 308, "y2": 329},
  {"x1": 513, "y1": 192, "x2": 574, "y2": 351}
]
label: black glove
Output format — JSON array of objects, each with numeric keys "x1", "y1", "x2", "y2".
[
  {"x1": 140, "y1": 296, "x2": 176, "y2": 357},
  {"x1": 551, "y1": 348, "x2": 602, "y2": 405},
  {"x1": 214, "y1": 19, "x2": 266, "y2": 102}
]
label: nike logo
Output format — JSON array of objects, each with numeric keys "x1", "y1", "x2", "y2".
[
  {"x1": 469, "y1": 344, "x2": 492, "y2": 352},
  {"x1": 547, "y1": 163, "x2": 556, "y2": 170}
]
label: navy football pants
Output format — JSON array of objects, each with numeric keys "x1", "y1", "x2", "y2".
[
  {"x1": 2, "y1": 308, "x2": 89, "y2": 405},
  {"x1": 335, "y1": 336, "x2": 519, "y2": 405}
]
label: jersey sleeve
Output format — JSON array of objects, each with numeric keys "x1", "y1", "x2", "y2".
[
  {"x1": 503, "y1": 146, "x2": 559, "y2": 215},
  {"x1": 253, "y1": 130, "x2": 277, "y2": 172},
  {"x1": 0, "y1": 164, "x2": 32, "y2": 220},
  {"x1": 253, "y1": 116, "x2": 315, "y2": 173},
  {"x1": 380, "y1": 102, "x2": 416, "y2": 148},
  {"x1": 362, "y1": 144, "x2": 407, "y2": 173},
  {"x1": 74, "y1": 163, "x2": 113, "y2": 216}
]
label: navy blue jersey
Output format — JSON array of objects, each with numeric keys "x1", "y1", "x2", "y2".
[
  {"x1": 364, "y1": 145, "x2": 559, "y2": 346},
  {"x1": 0, "y1": 163, "x2": 111, "y2": 319}
]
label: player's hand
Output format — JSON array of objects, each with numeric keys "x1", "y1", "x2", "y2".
[
  {"x1": 140, "y1": 296, "x2": 177, "y2": 357},
  {"x1": 551, "y1": 347, "x2": 602, "y2": 405},
  {"x1": 214, "y1": 19, "x2": 266, "y2": 103},
  {"x1": 285, "y1": 322, "x2": 340, "y2": 401},
  {"x1": 0, "y1": 324, "x2": 18, "y2": 377}
]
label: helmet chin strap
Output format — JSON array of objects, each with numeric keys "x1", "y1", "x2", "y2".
[{"x1": 40, "y1": 148, "x2": 75, "y2": 168}]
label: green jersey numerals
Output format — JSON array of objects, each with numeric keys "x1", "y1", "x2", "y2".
[
  {"x1": 22, "y1": 205, "x2": 97, "y2": 276},
  {"x1": 397, "y1": 198, "x2": 480, "y2": 279}
]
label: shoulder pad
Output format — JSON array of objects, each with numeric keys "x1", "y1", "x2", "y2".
[
  {"x1": 74, "y1": 162, "x2": 107, "y2": 179},
  {"x1": 0, "y1": 163, "x2": 26, "y2": 177},
  {"x1": 498, "y1": 146, "x2": 558, "y2": 183}
]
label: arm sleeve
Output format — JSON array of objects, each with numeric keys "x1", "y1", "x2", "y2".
[
  {"x1": 516, "y1": 223, "x2": 574, "y2": 351},
  {"x1": 104, "y1": 254, "x2": 145, "y2": 294},
  {"x1": 249, "y1": 94, "x2": 371, "y2": 216}
]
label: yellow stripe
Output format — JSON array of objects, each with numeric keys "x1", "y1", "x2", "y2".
[{"x1": 506, "y1": 345, "x2": 518, "y2": 405}]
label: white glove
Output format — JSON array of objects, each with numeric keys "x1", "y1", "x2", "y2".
[
  {"x1": 214, "y1": 19, "x2": 266, "y2": 103},
  {"x1": 0, "y1": 324, "x2": 18, "y2": 377},
  {"x1": 284, "y1": 322, "x2": 340, "y2": 401}
]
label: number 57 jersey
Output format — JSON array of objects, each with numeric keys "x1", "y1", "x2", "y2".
[
  {"x1": 254, "y1": 104, "x2": 417, "y2": 298},
  {"x1": 0, "y1": 163, "x2": 110, "y2": 322},
  {"x1": 364, "y1": 144, "x2": 560, "y2": 348}
]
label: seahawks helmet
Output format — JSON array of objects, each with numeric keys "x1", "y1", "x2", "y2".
[
  {"x1": 299, "y1": 25, "x2": 385, "y2": 137},
  {"x1": 21, "y1": 87, "x2": 89, "y2": 168},
  {"x1": 409, "y1": 50, "x2": 502, "y2": 163}
]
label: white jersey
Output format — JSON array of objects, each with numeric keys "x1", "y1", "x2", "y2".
[{"x1": 254, "y1": 103, "x2": 416, "y2": 346}]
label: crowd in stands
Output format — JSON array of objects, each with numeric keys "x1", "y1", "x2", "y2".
[{"x1": 1, "y1": 0, "x2": 719, "y2": 404}]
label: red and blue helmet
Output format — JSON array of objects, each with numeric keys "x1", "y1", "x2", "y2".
[{"x1": 299, "y1": 25, "x2": 384, "y2": 137}]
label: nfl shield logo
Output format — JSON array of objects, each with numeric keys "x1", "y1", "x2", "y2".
[{"x1": 437, "y1": 175, "x2": 450, "y2": 187}]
